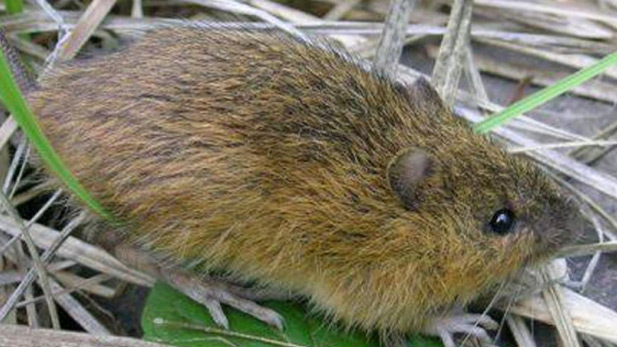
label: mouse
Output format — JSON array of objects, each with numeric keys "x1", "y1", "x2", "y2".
[{"x1": 4, "y1": 26, "x2": 586, "y2": 341}]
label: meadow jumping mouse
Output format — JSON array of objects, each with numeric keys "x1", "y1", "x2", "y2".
[{"x1": 10, "y1": 26, "x2": 586, "y2": 339}]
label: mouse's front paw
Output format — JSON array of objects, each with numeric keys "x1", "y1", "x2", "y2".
[
  {"x1": 161, "y1": 269, "x2": 286, "y2": 330},
  {"x1": 422, "y1": 313, "x2": 499, "y2": 347}
]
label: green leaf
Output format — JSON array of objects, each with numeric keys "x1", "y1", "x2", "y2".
[
  {"x1": 0, "y1": 47, "x2": 117, "y2": 223},
  {"x1": 5, "y1": 0, "x2": 24, "y2": 14},
  {"x1": 473, "y1": 52, "x2": 617, "y2": 134},
  {"x1": 141, "y1": 282, "x2": 442, "y2": 347}
]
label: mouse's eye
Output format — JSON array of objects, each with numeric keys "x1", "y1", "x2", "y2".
[{"x1": 489, "y1": 208, "x2": 516, "y2": 235}]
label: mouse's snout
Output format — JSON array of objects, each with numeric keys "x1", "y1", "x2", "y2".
[
  {"x1": 561, "y1": 199, "x2": 592, "y2": 244},
  {"x1": 532, "y1": 197, "x2": 589, "y2": 253}
]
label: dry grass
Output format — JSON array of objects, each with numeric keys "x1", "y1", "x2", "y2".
[{"x1": 0, "y1": 0, "x2": 616, "y2": 346}]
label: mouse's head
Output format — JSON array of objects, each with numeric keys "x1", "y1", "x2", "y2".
[{"x1": 384, "y1": 79, "x2": 587, "y2": 305}]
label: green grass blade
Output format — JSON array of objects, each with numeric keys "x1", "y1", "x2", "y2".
[
  {"x1": 474, "y1": 52, "x2": 617, "y2": 134},
  {"x1": 0, "y1": 49, "x2": 117, "y2": 223},
  {"x1": 5, "y1": 0, "x2": 24, "y2": 14}
]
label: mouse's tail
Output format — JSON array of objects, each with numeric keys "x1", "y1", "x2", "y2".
[{"x1": 0, "y1": 30, "x2": 36, "y2": 93}]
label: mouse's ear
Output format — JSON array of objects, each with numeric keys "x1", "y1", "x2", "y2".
[
  {"x1": 387, "y1": 147, "x2": 434, "y2": 209},
  {"x1": 395, "y1": 77, "x2": 449, "y2": 117}
]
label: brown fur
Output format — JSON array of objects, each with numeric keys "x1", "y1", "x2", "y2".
[{"x1": 26, "y1": 27, "x2": 583, "y2": 334}]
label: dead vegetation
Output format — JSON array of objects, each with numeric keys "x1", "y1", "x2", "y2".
[{"x1": 0, "y1": 0, "x2": 616, "y2": 346}]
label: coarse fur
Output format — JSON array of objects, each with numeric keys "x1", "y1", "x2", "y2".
[{"x1": 23, "y1": 27, "x2": 584, "y2": 334}]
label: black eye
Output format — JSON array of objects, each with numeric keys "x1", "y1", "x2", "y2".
[{"x1": 489, "y1": 208, "x2": 516, "y2": 235}]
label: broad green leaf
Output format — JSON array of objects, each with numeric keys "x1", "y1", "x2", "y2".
[
  {"x1": 141, "y1": 282, "x2": 441, "y2": 347},
  {"x1": 474, "y1": 52, "x2": 617, "y2": 134},
  {"x1": 0, "y1": 48, "x2": 116, "y2": 222}
]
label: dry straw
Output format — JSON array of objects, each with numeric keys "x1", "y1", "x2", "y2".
[{"x1": 0, "y1": 0, "x2": 616, "y2": 346}]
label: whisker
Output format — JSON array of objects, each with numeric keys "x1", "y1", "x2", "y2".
[
  {"x1": 498, "y1": 280, "x2": 525, "y2": 345},
  {"x1": 494, "y1": 287, "x2": 515, "y2": 343},
  {"x1": 460, "y1": 280, "x2": 507, "y2": 346}
]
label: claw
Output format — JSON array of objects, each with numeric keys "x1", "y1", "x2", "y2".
[
  {"x1": 161, "y1": 268, "x2": 285, "y2": 330},
  {"x1": 211, "y1": 287, "x2": 285, "y2": 330},
  {"x1": 202, "y1": 297, "x2": 228, "y2": 329},
  {"x1": 423, "y1": 313, "x2": 498, "y2": 347}
]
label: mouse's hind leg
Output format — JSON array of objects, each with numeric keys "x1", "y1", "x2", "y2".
[
  {"x1": 159, "y1": 266, "x2": 287, "y2": 330},
  {"x1": 112, "y1": 243, "x2": 288, "y2": 330}
]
